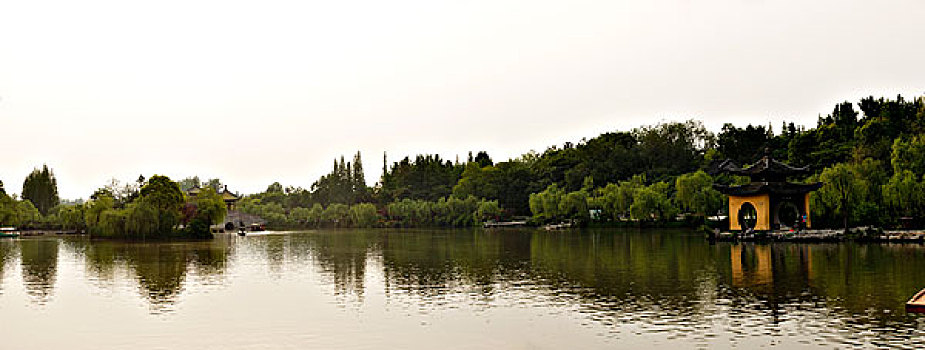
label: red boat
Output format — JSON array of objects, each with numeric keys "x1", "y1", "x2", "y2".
[{"x1": 906, "y1": 288, "x2": 925, "y2": 313}]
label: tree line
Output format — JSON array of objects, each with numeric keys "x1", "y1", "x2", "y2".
[
  {"x1": 238, "y1": 95, "x2": 925, "y2": 229},
  {"x1": 2, "y1": 94, "x2": 924, "y2": 231},
  {"x1": 0, "y1": 172, "x2": 226, "y2": 239}
]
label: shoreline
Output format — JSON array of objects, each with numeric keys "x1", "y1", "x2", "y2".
[{"x1": 711, "y1": 228, "x2": 925, "y2": 243}]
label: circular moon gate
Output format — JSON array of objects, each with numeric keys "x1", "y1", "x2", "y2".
[
  {"x1": 738, "y1": 202, "x2": 758, "y2": 230},
  {"x1": 776, "y1": 201, "x2": 801, "y2": 228}
]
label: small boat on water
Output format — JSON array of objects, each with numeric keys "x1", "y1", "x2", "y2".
[
  {"x1": 0, "y1": 227, "x2": 21, "y2": 238},
  {"x1": 906, "y1": 287, "x2": 925, "y2": 313},
  {"x1": 483, "y1": 220, "x2": 527, "y2": 228},
  {"x1": 544, "y1": 222, "x2": 573, "y2": 231}
]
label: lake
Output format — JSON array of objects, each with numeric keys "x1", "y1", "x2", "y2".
[{"x1": 1, "y1": 228, "x2": 924, "y2": 349}]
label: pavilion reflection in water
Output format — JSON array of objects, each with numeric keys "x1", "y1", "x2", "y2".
[{"x1": 729, "y1": 244, "x2": 814, "y2": 288}]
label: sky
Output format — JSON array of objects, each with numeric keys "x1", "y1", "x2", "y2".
[{"x1": 1, "y1": 0, "x2": 924, "y2": 199}]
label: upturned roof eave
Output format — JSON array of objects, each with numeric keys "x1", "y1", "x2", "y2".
[{"x1": 713, "y1": 182, "x2": 823, "y2": 196}]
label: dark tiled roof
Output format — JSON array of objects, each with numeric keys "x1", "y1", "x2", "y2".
[
  {"x1": 714, "y1": 156, "x2": 812, "y2": 182},
  {"x1": 730, "y1": 156, "x2": 810, "y2": 176},
  {"x1": 713, "y1": 181, "x2": 822, "y2": 196},
  {"x1": 221, "y1": 185, "x2": 240, "y2": 200}
]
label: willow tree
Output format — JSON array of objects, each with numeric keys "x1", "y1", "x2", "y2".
[
  {"x1": 675, "y1": 170, "x2": 724, "y2": 217},
  {"x1": 817, "y1": 163, "x2": 866, "y2": 231},
  {"x1": 882, "y1": 170, "x2": 924, "y2": 222},
  {"x1": 22, "y1": 165, "x2": 59, "y2": 215},
  {"x1": 629, "y1": 182, "x2": 678, "y2": 222}
]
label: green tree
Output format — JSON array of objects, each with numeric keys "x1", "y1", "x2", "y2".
[
  {"x1": 0, "y1": 194, "x2": 41, "y2": 227},
  {"x1": 0, "y1": 193, "x2": 15, "y2": 225},
  {"x1": 56, "y1": 205, "x2": 86, "y2": 231},
  {"x1": 380, "y1": 154, "x2": 462, "y2": 202},
  {"x1": 634, "y1": 120, "x2": 713, "y2": 182},
  {"x1": 85, "y1": 194, "x2": 114, "y2": 228},
  {"x1": 473, "y1": 151, "x2": 493, "y2": 167},
  {"x1": 266, "y1": 182, "x2": 284, "y2": 194},
  {"x1": 855, "y1": 95, "x2": 922, "y2": 161},
  {"x1": 139, "y1": 175, "x2": 185, "y2": 233},
  {"x1": 716, "y1": 123, "x2": 772, "y2": 165},
  {"x1": 675, "y1": 171, "x2": 723, "y2": 217},
  {"x1": 592, "y1": 175, "x2": 645, "y2": 221},
  {"x1": 890, "y1": 136, "x2": 925, "y2": 175},
  {"x1": 349, "y1": 203, "x2": 379, "y2": 228},
  {"x1": 96, "y1": 208, "x2": 129, "y2": 238},
  {"x1": 203, "y1": 178, "x2": 223, "y2": 192},
  {"x1": 352, "y1": 151, "x2": 369, "y2": 202},
  {"x1": 322, "y1": 203, "x2": 350, "y2": 226},
  {"x1": 452, "y1": 162, "x2": 500, "y2": 200},
  {"x1": 178, "y1": 176, "x2": 201, "y2": 192},
  {"x1": 529, "y1": 184, "x2": 565, "y2": 223},
  {"x1": 238, "y1": 199, "x2": 287, "y2": 227},
  {"x1": 476, "y1": 200, "x2": 502, "y2": 221},
  {"x1": 125, "y1": 200, "x2": 159, "y2": 238},
  {"x1": 629, "y1": 182, "x2": 677, "y2": 222},
  {"x1": 22, "y1": 165, "x2": 59, "y2": 215},
  {"x1": 817, "y1": 163, "x2": 866, "y2": 231},
  {"x1": 289, "y1": 207, "x2": 313, "y2": 226},
  {"x1": 308, "y1": 203, "x2": 324, "y2": 226},
  {"x1": 852, "y1": 158, "x2": 887, "y2": 226},
  {"x1": 312, "y1": 155, "x2": 359, "y2": 205},
  {"x1": 193, "y1": 187, "x2": 227, "y2": 226},
  {"x1": 558, "y1": 191, "x2": 590, "y2": 223},
  {"x1": 882, "y1": 170, "x2": 923, "y2": 220}
]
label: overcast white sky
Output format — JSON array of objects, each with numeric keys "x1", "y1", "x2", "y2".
[{"x1": 1, "y1": 0, "x2": 924, "y2": 199}]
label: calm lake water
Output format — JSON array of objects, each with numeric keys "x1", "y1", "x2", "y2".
[{"x1": 1, "y1": 228, "x2": 924, "y2": 349}]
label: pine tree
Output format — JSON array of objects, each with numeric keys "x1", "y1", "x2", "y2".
[
  {"x1": 382, "y1": 151, "x2": 388, "y2": 182},
  {"x1": 346, "y1": 162, "x2": 353, "y2": 183},
  {"x1": 22, "y1": 164, "x2": 59, "y2": 215},
  {"x1": 353, "y1": 151, "x2": 365, "y2": 191}
]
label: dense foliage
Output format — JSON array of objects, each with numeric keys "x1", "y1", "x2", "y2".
[
  {"x1": 239, "y1": 195, "x2": 500, "y2": 228},
  {"x1": 80, "y1": 175, "x2": 225, "y2": 239},
  {"x1": 2, "y1": 94, "x2": 924, "y2": 231},
  {"x1": 224, "y1": 95, "x2": 925, "y2": 229},
  {"x1": 21, "y1": 165, "x2": 59, "y2": 215},
  {"x1": 0, "y1": 193, "x2": 41, "y2": 227}
]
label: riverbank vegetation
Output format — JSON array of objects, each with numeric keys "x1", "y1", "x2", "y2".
[
  {"x1": 85, "y1": 175, "x2": 227, "y2": 239},
  {"x1": 2, "y1": 94, "x2": 924, "y2": 231},
  {"x1": 238, "y1": 95, "x2": 925, "y2": 230},
  {"x1": 1, "y1": 173, "x2": 226, "y2": 239}
]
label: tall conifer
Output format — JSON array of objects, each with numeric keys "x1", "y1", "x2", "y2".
[{"x1": 22, "y1": 164, "x2": 59, "y2": 215}]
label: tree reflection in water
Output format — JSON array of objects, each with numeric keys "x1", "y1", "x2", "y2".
[
  {"x1": 76, "y1": 238, "x2": 231, "y2": 313},
  {"x1": 0, "y1": 239, "x2": 17, "y2": 295},
  {"x1": 306, "y1": 229, "x2": 925, "y2": 347},
  {"x1": 19, "y1": 239, "x2": 58, "y2": 304},
  {"x1": 310, "y1": 230, "x2": 373, "y2": 303},
  {"x1": 4, "y1": 229, "x2": 925, "y2": 347}
]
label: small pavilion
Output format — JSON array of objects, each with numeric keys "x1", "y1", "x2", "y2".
[
  {"x1": 186, "y1": 185, "x2": 241, "y2": 211},
  {"x1": 220, "y1": 186, "x2": 241, "y2": 211},
  {"x1": 712, "y1": 155, "x2": 822, "y2": 231}
]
